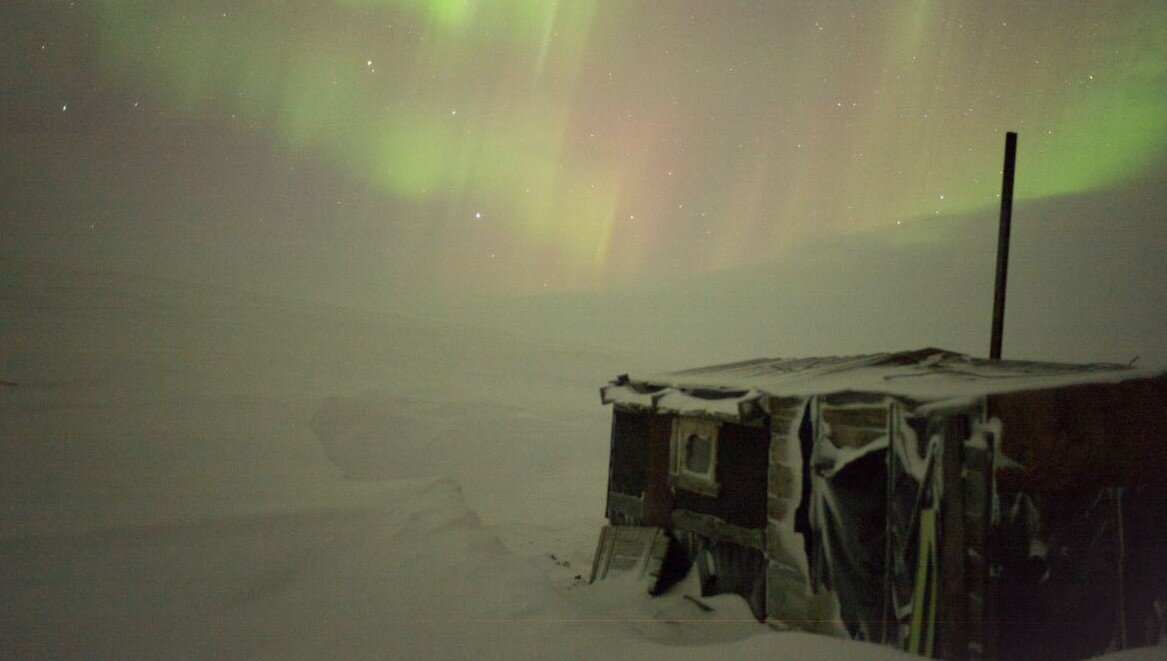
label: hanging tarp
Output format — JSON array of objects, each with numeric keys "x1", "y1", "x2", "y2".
[{"x1": 807, "y1": 396, "x2": 893, "y2": 641}]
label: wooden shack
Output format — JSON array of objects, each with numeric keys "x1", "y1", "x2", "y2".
[{"x1": 591, "y1": 348, "x2": 1167, "y2": 659}]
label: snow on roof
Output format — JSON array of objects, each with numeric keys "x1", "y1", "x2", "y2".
[{"x1": 601, "y1": 348, "x2": 1164, "y2": 419}]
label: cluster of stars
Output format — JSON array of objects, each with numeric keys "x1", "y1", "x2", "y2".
[{"x1": 17, "y1": 0, "x2": 1163, "y2": 292}]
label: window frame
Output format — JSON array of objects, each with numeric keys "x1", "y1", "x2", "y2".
[{"x1": 670, "y1": 416, "x2": 720, "y2": 497}]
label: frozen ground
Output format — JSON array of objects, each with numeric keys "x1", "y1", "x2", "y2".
[{"x1": 0, "y1": 269, "x2": 1159, "y2": 659}]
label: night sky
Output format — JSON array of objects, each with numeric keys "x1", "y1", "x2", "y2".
[{"x1": 3, "y1": 2, "x2": 1166, "y2": 350}]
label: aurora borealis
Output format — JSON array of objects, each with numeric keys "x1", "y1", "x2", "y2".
[
  {"x1": 5, "y1": 7, "x2": 1167, "y2": 656},
  {"x1": 3, "y1": 1, "x2": 1166, "y2": 295}
]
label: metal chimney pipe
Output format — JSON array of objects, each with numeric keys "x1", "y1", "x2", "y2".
[{"x1": 990, "y1": 131, "x2": 1017, "y2": 360}]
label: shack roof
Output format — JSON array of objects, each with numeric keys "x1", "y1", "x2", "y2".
[{"x1": 601, "y1": 348, "x2": 1165, "y2": 419}]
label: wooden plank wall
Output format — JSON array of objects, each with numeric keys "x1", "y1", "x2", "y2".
[
  {"x1": 606, "y1": 408, "x2": 649, "y2": 524},
  {"x1": 987, "y1": 376, "x2": 1167, "y2": 494},
  {"x1": 671, "y1": 421, "x2": 770, "y2": 528}
]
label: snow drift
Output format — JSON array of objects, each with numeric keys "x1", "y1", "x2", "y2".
[{"x1": 1, "y1": 269, "x2": 1161, "y2": 659}]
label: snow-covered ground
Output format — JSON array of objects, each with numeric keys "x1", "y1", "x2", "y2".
[{"x1": 0, "y1": 269, "x2": 1159, "y2": 659}]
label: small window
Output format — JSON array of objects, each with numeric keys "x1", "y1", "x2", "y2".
[
  {"x1": 671, "y1": 417, "x2": 719, "y2": 496},
  {"x1": 683, "y1": 433, "x2": 713, "y2": 476}
]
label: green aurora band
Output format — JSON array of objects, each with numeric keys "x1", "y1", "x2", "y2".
[{"x1": 86, "y1": 1, "x2": 1167, "y2": 288}]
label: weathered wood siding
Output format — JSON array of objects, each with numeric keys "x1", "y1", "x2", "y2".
[
  {"x1": 608, "y1": 408, "x2": 649, "y2": 497},
  {"x1": 643, "y1": 415, "x2": 675, "y2": 527},
  {"x1": 940, "y1": 415, "x2": 970, "y2": 660},
  {"x1": 961, "y1": 414, "x2": 994, "y2": 660},
  {"x1": 606, "y1": 408, "x2": 650, "y2": 523},
  {"x1": 993, "y1": 489, "x2": 1123, "y2": 659},
  {"x1": 672, "y1": 420, "x2": 770, "y2": 529},
  {"x1": 987, "y1": 375, "x2": 1167, "y2": 493}
]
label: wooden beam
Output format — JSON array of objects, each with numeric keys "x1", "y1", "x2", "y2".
[{"x1": 940, "y1": 416, "x2": 970, "y2": 659}]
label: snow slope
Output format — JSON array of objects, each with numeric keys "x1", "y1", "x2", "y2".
[{"x1": 0, "y1": 269, "x2": 1158, "y2": 659}]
